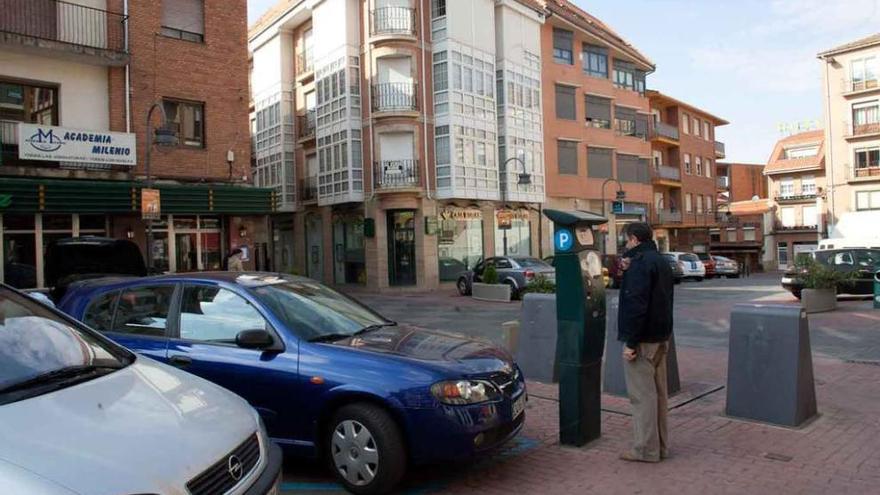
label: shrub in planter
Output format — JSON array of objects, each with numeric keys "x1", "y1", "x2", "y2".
[
  {"x1": 472, "y1": 263, "x2": 511, "y2": 302},
  {"x1": 522, "y1": 274, "x2": 556, "y2": 295},
  {"x1": 483, "y1": 263, "x2": 499, "y2": 285},
  {"x1": 795, "y1": 257, "x2": 857, "y2": 313}
]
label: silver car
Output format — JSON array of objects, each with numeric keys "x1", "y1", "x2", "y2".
[{"x1": 457, "y1": 256, "x2": 555, "y2": 299}]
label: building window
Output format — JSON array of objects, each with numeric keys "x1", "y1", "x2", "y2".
[
  {"x1": 684, "y1": 153, "x2": 691, "y2": 175},
  {"x1": 0, "y1": 80, "x2": 59, "y2": 160},
  {"x1": 582, "y1": 44, "x2": 608, "y2": 78},
  {"x1": 557, "y1": 140, "x2": 578, "y2": 175},
  {"x1": 437, "y1": 209, "x2": 482, "y2": 281},
  {"x1": 705, "y1": 158, "x2": 712, "y2": 178},
  {"x1": 781, "y1": 206, "x2": 795, "y2": 227},
  {"x1": 726, "y1": 228, "x2": 737, "y2": 242},
  {"x1": 553, "y1": 28, "x2": 573, "y2": 65},
  {"x1": 692, "y1": 117, "x2": 700, "y2": 137},
  {"x1": 161, "y1": 0, "x2": 205, "y2": 42},
  {"x1": 802, "y1": 176, "x2": 816, "y2": 195},
  {"x1": 784, "y1": 145, "x2": 819, "y2": 159},
  {"x1": 555, "y1": 84, "x2": 576, "y2": 120},
  {"x1": 778, "y1": 242, "x2": 789, "y2": 268},
  {"x1": 854, "y1": 147, "x2": 880, "y2": 170},
  {"x1": 779, "y1": 178, "x2": 794, "y2": 197},
  {"x1": 433, "y1": 59, "x2": 448, "y2": 92},
  {"x1": 703, "y1": 121, "x2": 711, "y2": 140},
  {"x1": 850, "y1": 56, "x2": 878, "y2": 91},
  {"x1": 743, "y1": 227, "x2": 756, "y2": 242},
  {"x1": 803, "y1": 205, "x2": 818, "y2": 226},
  {"x1": 852, "y1": 101, "x2": 880, "y2": 135},
  {"x1": 587, "y1": 146, "x2": 612, "y2": 178},
  {"x1": 163, "y1": 99, "x2": 205, "y2": 147},
  {"x1": 614, "y1": 105, "x2": 636, "y2": 137},
  {"x1": 617, "y1": 153, "x2": 648, "y2": 183},
  {"x1": 681, "y1": 112, "x2": 689, "y2": 134},
  {"x1": 695, "y1": 156, "x2": 703, "y2": 176},
  {"x1": 612, "y1": 59, "x2": 645, "y2": 94},
  {"x1": 695, "y1": 195, "x2": 703, "y2": 213},
  {"x1": 706, "y1": 196, "x2": 713, "y2": 212},
  {"x1": 431, "y1": 0, "x2": 446, "y2": 17},
  {"x1": 710, "y1": 229, "x2": 721, "y2": 242},
  {"x1": 685, "y1": 193, "x2": 693, "y2": 212},
  {"x1": 856, "y1": 190, "x2": 880, "y2": 210},
  {"x1": 585, "y1": 95, "x2": 611, "y2": 129}
]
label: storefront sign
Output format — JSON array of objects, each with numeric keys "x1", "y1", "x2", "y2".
[
  {"x1": 439, "y1": 207, "x2": 482, "y2": 221},
  {"x1": 18, "y1": 123, "x2": 136, "y2": 166},
  {"x1": 0, "y1": 194, "x2": 11, "y2": 209},
  {"x1": 141, "y1": 188, "x2": 161, "y2": 220},
  {"x1": 497, "y1": 210, "x2": 513, "y2": 230}
]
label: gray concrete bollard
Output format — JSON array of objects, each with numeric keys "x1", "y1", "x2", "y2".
[
  {"x1": 726, "y1": 304, "x2": 817, "y2": 427},
  {"x1": 603, "y1": 296, "x2": 681, "y2": 397},
  {"x1": 515, "y1": 293, "x2": 558, "y2": 383}
]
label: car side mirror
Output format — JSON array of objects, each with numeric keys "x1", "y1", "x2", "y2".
[{"x1": 236, "y1": 329, "x2": 275, "y2": 350}]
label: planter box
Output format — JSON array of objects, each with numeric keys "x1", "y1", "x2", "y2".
[
  {"x1": 472, "y1": 282, "x2": 511, "y2": 303},
  {"x1": 802, "y1": 288, "x2": 836, "y2": 313}
]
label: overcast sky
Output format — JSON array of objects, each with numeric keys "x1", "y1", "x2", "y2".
[{"x1": 246, "y1": 0, "x2": 880, "y2": 164}]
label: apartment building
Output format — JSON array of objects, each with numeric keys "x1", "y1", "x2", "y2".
[
  {"x1": 818, "y1": 34, "x2": 880, "y2": 227},
  {"x1": 1, "y1": 0, "x2": 270, "y2": 289},
  {"x1": 763, "y1": 130, "x2": 826, "y2": 270},
  {"x1": 709, "y1": 198, "x2": 774, "y2": 274},
  {"x1": 716, "y1": 161, "x2": 767, "y2": 211},
  {"x1": 249, "y1": 0, "x2": 546, "y2": 290},
  {"x1": 540, "y1": 0, "x2": 655, "y2": 255},
  {"x1": 646, "y1": 90, "x2": 727, "y2": 253}
]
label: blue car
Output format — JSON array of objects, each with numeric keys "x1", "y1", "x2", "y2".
[{"x1": 59, "y1": 273, "x2": 526, "y2": 494}]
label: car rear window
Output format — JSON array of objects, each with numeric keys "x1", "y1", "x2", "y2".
[
  {"x1": 680, "y1": 254, "x2": 699, "y2": 262},
  {"x1": 697, "y1": 253, "x2": 710, "y2": 261},
  {"x1": 514, "y1": 258, "x2": 550, "y2": 268}
]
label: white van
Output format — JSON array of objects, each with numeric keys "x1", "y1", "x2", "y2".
[{"x1": 0, "y1": 285, "x2": 283, "y2": 495}]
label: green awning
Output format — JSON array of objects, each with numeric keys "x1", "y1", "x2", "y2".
[{"x1": 0, "y1": 177, "x2": 276, "y2": 215}]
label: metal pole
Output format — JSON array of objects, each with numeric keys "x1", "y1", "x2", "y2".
[
  {"x1": 144, "y1": 102, "x2": 168, "y2": 273},
  {"x1": 600, "y1": 178, "x2": 623, "y2": 254}
]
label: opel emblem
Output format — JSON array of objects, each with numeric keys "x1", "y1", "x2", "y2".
[{"x1": 227, "y1": 454, "x2": 244, "y2": 481}]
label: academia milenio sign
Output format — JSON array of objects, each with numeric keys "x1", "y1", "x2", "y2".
[{"x1": 18, "y1": 123, "x2": 137, "y2": 167}]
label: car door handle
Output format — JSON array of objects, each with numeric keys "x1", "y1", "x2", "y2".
[{"x1": 169, "y1": 355, "x2": 192, "y2": 368}]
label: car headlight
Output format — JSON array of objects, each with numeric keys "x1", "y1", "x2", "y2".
[{"x1": 431, "y1": 380, "x2": 501, "y2": 405}]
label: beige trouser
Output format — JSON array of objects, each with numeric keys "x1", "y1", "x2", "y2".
[{"x1": 623, "y1": 341, "x2": 669, "y2": 461}]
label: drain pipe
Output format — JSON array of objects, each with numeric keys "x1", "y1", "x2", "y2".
[
  {"x1": 124, "y1": 0, "x2": 131, "y2": 133},
  {"x1": 419, "y1": 0, "x2": 431, "y2": 200}
]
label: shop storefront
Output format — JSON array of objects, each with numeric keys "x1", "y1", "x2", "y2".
[
  {"x1": 332, "y1": 212, "x2": 365, "y2": 285},
  {"x1": 0, "y1": 177, "x2": 274, "y2": 289},
  {"x1": 437, "y1": 206, "x2": 483, "y2": 281}
]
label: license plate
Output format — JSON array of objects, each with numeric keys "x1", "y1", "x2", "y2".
[
  {"x1": 781, "y1": 277, "x2": 793, "y2": 284},
  {"x1": 511, "y1": 395, "x2": 525, "y2": 419}
]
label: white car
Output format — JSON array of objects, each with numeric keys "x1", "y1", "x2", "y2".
[
  {"x1": 0, "y1": 285, "x2": 283, "y2": 495},
  {"x1": 666, "y1": 252, "x2": 706, "y2": 281}
]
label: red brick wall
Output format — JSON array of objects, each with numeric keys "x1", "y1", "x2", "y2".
[
  {"x1": 729, "y1": 163, "x2": 767, "y2": 202},
  {"x1": 110, "y1": 0, "x2": 251, "y2": 183}
]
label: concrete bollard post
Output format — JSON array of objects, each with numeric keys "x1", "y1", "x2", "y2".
[
  {"x1": 603, "y1": 296, "x2": 681, "y2": 396},
  {"x1": 726, "y1": 304, "x2": 817, "y2": 427}
]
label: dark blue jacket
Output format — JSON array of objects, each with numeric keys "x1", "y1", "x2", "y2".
[{"x1": 617, "y1": 240, "x2": 674, "y2": 348}]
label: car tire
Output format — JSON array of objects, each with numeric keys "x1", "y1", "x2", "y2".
[
  {"x1": 457, "y1": 277, "x2": 471, "y2": 296},
  {"x1": 695, "y1": 277, "x2": 704, "y2": 282},
  {"x1": 504, "y1": 280, "x2": 519, "y2": 300},
  {"x1": 328, "y1": 403, "x2": 406, "y2": 495},
  {"x1": 792, "y1": 290, "x2": 802, "y2": 300}
]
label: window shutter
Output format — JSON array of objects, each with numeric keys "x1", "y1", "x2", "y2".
[
  {"x1": 162, "y1": 0, "x2": 205, "y2": 35},
  {"x1": 557, "y1": 140, "x2": 578, "y2": 174},
  {"x1": 587, "y1": 147, "x2": 612, "y2": 178},
  {"x1": 585, "y1": 95, "x2": 611, "y2": 121},
  {"x1": 555, "y1": 85, "x2": 576, "y2": 120}
]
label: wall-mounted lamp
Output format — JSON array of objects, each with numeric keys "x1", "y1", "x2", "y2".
[
  {"x1": 126, "y1": 227, "x2": 135, "y2": 239},
  {"x1": 239, "y1": 225, "x2": 248, "y2": 238}
]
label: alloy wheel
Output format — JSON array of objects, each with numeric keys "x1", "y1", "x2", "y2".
[{"x1": 331, "y1": 420, "x2": 379, "y2": 486}]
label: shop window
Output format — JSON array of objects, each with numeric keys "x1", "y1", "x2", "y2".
[
  {"x1": 496, "y1": 215, "x2": 531, "y2": 257},
  {"x1": 437, "y1": 210, "x2": 483, "y2": 281}
]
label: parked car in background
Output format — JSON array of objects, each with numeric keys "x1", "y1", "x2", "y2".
[
  {"x1": 782, "y1": 248, "x2": 880, "y2": 299},
  {"x1": 43, "y1": 237, "x2": 147, "y2": 302},
  {"x1": 665, "y1": 252, "x2": 706, "y2": 281},
  {"x1": 438, "y1": 257, "x2": 468, "y2": 282},
  {"x1": 0, "y1": 284, "x2": 282, "y2": 495},
  {"x1": 662, "y1": 253, "x2": 684, "y2": 284},
  {"x1": 60, "y1": 273, "x2": 526, "y2": 494},
  {"x1": 544, "y1": 255, "x2": 610, "y2": 287},
  {"x1": 696, "y1": 253, "x2": 716, "y2": 279},
  {"x1": 602, "y1": 254, "x2": 624, "y2": 288},
  {"x1": 458, "y1": 256, "x2": 555, "y2": 298},
  {"x1": 713, "y1": 255, "x2": 741, "y2": 278}
]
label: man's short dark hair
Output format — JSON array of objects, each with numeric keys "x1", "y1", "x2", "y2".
[{"x1": 625, "y1": 222, "x2": 653, "y2": 243}]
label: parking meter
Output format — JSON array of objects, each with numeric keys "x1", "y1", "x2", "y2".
[
  {"x1": 874, "y1": 270, "x2": 880, "y2": 310},
  {"x1": 544, "y1": 209, "x2": 607, "y2": 446}
]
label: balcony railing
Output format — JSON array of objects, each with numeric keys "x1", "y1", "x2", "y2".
[
  {"x1": 845, "y1": 120, "x2": 880, "y2": 138},
  {"x1": 717, "y1": 176, "x2": 730, "y2": 188},
  {"x1": 297, "y1": 111, "x2": 316, "y2": 140},
  {"x1": 656, "y1": 210, "x2": 682, "y2": 224},
  {"x1": 843, "y1": 77, "x2": 880, "y2": 93},
  {"x1": 714, "y1": 140, "x2": 726, "y2": 158},
  {"x1": 370, "y1": 7, "x2": 416, "y2": 36},
  {"x1": 653, "y1": 165, "x2": 681, "y2": 182},
  {"x1": 374, "y1": 159, "x2": 419, "y2": 189},
  {"x1": 775, "y1": 192, "x2": 817, "y2": 202},
  {"x1": 301, "y1": 176, "x2": 317, "y2": 202},
  {"x1": 650, "y1": 121, "x2": 680, "y2": 142},
  {"x1": 296, "y1": 52, "x2": 314, "y2": 76},
  {"x1": 0, "y1": 0, "x2": 127, "y2": 55},
  {"x1": 849, "y1": 163, "x2": 880, "y2": 181},
  {"x1": 372, "y1": 82, "x2": 417, "y2": 112},
  {"x1": 774, "y1": 222, "x2": 818, "y2": 232}
]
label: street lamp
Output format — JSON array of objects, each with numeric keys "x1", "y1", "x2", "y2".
[
  {"x1": 499, "y1": 154, "x2": 532, "y2": 256},
  {"x1": 144, "y1": 102, "x2": 177, "y2": 272},
  {"x1": 600, "y1": 178, "x2": 625, "y2": 254}
]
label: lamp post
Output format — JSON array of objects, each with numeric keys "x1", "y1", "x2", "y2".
[
  {"x1": 144, "y1": 102, "x2": 176, "y2": 272},
  {"x1": 501, "y1": 155, "x2": 532, "y2": 256},
  {"x1": 600, "y1": 178, "x2": 625, "y2": 254}
]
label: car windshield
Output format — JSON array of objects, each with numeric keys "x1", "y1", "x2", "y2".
[
  {"x1": 250, "y1": 280, "x2": 390, "y2": 341},
  {"x1": 697, "y1": 253, "x2": 711, "y2": 261},
  {"x1": 0, "y1": 288, "x2": 130, "y2": 404},
  {"x1": 513, "y1": 257, "x2": 550, "y2": 268},
  {"x1": 663, "y1": 254, "x2": 676, "y2": 262},
  {"x1": 680, "y1": 254, "x2": 699, "y2": 262}
]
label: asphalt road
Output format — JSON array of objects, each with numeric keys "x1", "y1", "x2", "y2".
[{"x1": 352, "y1": 272, "x2": 880, "y2": 362}]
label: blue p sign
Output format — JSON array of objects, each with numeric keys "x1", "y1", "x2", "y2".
[{"x1": 555, "y1": 228, "x2": 573, "y2": 252}]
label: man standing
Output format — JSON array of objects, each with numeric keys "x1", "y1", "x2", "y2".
[{"x1": 617, "y1": 222, "x2": 674, "y2": 463}]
